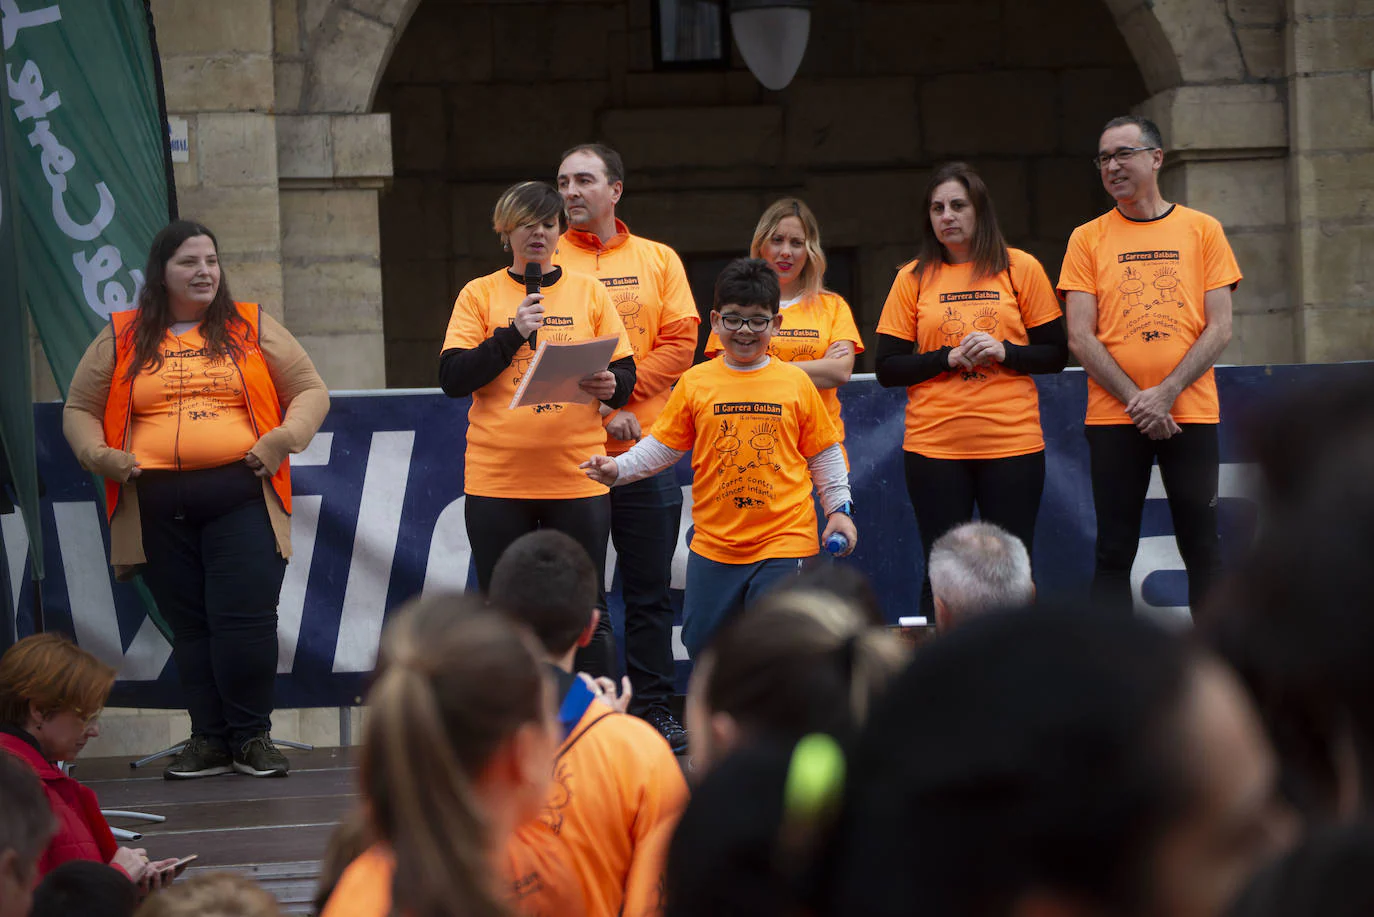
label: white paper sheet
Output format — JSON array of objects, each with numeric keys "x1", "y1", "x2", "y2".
[{"x1": 509, "y1": 334, "x2": 621, "y2": 408}]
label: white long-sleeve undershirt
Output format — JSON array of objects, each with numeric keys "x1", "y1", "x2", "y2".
[{"x1": 611, "y1": 437, "x2": 852, "y2": 516}]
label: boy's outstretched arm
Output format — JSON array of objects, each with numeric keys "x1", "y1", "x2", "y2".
[{"x1": 581, "y1": 435, "x2": 685, "y2": 487}]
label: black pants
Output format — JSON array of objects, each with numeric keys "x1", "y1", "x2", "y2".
[
  {"x1": 465, "y1": 493, "x2": 613, "y2": 675},
  {"x1": 903, "y1": 450, "x2": 1046, "y2": 616},
  {"x1": 138, "y1": 464, "x2": 285, "y2": 748},
  {"x1": 608, "y1": 469, "x2": 681, "y2": 716},
  {"x1": 1085, "y1": 423, "x2": 1221, "y2": 616}
]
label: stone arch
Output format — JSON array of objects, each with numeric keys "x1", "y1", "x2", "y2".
[
  {"x1": 299, "y1": 0, "x2": 426, "y2": 114},
  {"x1": 1101, "y1": 0, "x2": 1248, "y2": 94}
]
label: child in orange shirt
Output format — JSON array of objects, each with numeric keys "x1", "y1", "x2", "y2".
[
  {"x1": 583, "y1": 259, "x2": 858, "y2": 657},
  {"x1": 490, "y1": 530, "x2": 688, "y2": 917}
]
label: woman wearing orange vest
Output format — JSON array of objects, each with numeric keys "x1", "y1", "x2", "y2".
[
  {"x1": 705, "y1": 198, "x2": 864, "y2": 451},
  {"x1": 63, "y1": 220, "x2": 329, "y2": 780},
  {"x1": 874, "y1": 163, "x2": 1068, "y2": 619}
]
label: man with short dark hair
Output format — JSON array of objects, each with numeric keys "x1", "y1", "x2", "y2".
[
  {"x1": 1060, "y1": 115, "x2": 1240, "y2": 616},
  {"x1": 556, "y1": 142, "x2": 700, "y2": 751},
  {"x1": 927, "y1": 521, "x2": 1034, "y2": 631},
  {"x1": 0, "y1": 752, "x2": 55, "y2": 917},
  {"x1": 490, "y1": 530, "x2": 688, "y2": 917}
]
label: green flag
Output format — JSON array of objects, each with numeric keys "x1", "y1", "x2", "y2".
[
  {"x1": 3, "y1": 0, "x2": 171, "y2": 395},
  {"x1": 0, "y1": 34, "x2": 42, "y2": 580}
]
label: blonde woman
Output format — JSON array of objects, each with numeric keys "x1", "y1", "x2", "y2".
[{"x1": 706, "y1": 199, "x2": 864, "y2": 449}]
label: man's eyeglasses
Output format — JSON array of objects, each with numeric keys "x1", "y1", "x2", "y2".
[
  {"x1": 718, "y1": 313, "x2": 773, "y2": 333},
  {"x1": 1093, "y1": 146, "x2": 1158, "y2": 170}
]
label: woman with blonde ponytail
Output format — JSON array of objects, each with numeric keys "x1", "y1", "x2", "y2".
[
  {"x1": 682, "y1": 588, "x2": 909, "y2": 776},
  {"x1": 320, "y1": 594, "x2": 566, "y2": 917}
]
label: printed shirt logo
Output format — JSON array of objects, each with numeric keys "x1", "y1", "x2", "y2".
[
  {"x1": 1116, "y1": 256, "x2": 1186, "y2": 342},
  {"x1": 934, "y1": 293, "x2": 1004, "y2": 384},
  {"x1": 710, "y1": 402, "x2": 785, "y2": 510},
  {"x1": 159, "y1": 343, "x2": 241, "y2": 421},
  {"x1": 1118, "y1": 250, "x2": 1180, "y2": 263}
]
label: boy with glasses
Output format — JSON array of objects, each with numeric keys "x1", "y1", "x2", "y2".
[
  {"x1": 1059, "y1": 115, "x2": 1240, "y2": 617},
  {"x1": 581, "y1": 258, "x2": 856, "y2": 657}
]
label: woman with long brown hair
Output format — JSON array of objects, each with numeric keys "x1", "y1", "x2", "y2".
[
  {"x1": 874, "y1": 163, "x2": 1067, "y2": 619},
  {"x1": 63, "y1": 220, "x2": 329, "y2": 780},
  {"x1": 319, "y1": 594, "x2": 562, "y2": 917}
]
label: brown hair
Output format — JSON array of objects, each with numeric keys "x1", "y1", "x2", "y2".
[
  {"x1": 559, "y1": 143, "x2": 625, "y2": 186},
  {"x1": 490, "y1": 530, "x2": 598, "y2": 657},
  {"x1": 911, "y1": 162, "x2": 1010, "y2": 284},
  {"x1": 125, "y1": 220, "x2": 246, "y2": 382},
  {"x1": 0, "y1": 633, "x2": 115, "y2": 728},
  {"x1": 312, "y1": 806, "x2": 373, "y2": 915},
  {"x1": 363, "y1": 594, "x2": 548, "y2": 917},
  {"x1": 750, "y1": 198, "x2": 829, "y2": 302},
  {"x1": 699, "y1": 589, "x2": 909, "y2": 745},
  {"x1": 134, "y1": 872, "x2": 283, "y2": 917},
  {"x1": 0, "y1": 752, "x2": 54, "y2": 866}
]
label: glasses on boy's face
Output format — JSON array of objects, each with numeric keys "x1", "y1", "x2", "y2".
[
  {"x1": 718, "y1": 313, "x2": 773, "y2": 333},
  {"x1": 1092, "y1": 146, "x2": 1158, "y2": 170}
]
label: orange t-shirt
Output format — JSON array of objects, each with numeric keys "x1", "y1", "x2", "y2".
[
  {"x1": 557, "y1": 221, "x2": 700, "y2": 456},
  {"x1": 1057, "y1": 205, "x2": 1242, "y2": 425},
  {"x1": 320, "y1": 827, "x2": 587, "y2": 917},
  {"x1": 127, "y1": 324, "x2": 259, "y2": 470},
  {"x1": 650, "y1": 358, "x2": 838, "y2": 564},
  {"x1": 876, "y1": 248, "x2": 1063, "y2": 459},
  {"x1": 442, "y1": 268, "x2": 634, "y2": 498},
  {"x1": 542, "y1": 703, "x2": 687, "y2": 917},
  {"x1": 705, "y1": 291, "x2": 864, "y2": 443}
]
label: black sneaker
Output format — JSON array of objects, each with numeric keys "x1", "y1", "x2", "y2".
[
  {"x1": 645, "y1": 708, "x2": 688, "y2": 755},
  {"x1": 233, "y1": 734, "x2": 290, "y2": 778},
  {"x1": 163, "y1": 735, "x2": 233, "y2": 780}
]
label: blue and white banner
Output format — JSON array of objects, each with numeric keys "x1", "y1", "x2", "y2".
[{"x1": 3, "y1": 364, "x2": 1369, "y2": 708}]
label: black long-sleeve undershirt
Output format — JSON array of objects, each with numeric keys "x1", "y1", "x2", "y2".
[
  {"x1": 875, "y1": 317, "x2": 1068, "y2": 388},
  {"x1": 439, "y1": 339, "x2": 637, "y2": 409}
]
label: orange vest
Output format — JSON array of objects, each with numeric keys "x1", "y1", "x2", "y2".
[{"x1": 102, "y1": 302, "x2": 291, "y2": 518}]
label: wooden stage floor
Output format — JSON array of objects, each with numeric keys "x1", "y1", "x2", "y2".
[{"x1": 74, "y1": 746, "x2": 359, "y2": 914}]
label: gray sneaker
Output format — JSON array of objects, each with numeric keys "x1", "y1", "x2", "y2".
[
  {"x1": 233, "y1": 734, "x2": 290, "y2": 778},
  {"x1": 163, "y1": 735, "x2": 233, "y2": 780}
]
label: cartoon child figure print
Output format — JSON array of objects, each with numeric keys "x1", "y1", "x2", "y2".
[
  {"x1": 1153, "y1": 266, "x2": 1180, "y2": 305},
  {"x1": 750, "y1": 421, "x2": 778, "y2": 468},
  {"x1": 713, "y1": 420, "x2": 742, "y2": 472},
  {"x1": 940, "y1": 306, "x2": 966, "y2": 347},
  {"x1": 614, "y1": 291, "x2": 644, "y2": 333},
  {"x1": 1119, "y1": 266, "x2": 1146, "y2": 309}
]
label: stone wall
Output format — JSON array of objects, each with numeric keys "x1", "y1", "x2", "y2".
[{"x1": 375, "y1": 0, "x2": 1149, "y2": 384}]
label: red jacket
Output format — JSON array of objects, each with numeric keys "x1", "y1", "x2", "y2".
[{"x1": 0, "y1": 731, "x2": 126, "y2": 880}]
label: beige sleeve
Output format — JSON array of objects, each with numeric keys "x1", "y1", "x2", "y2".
[
  {"x1": 62, "y1": 325, "x2": 139, "y2": 482},
  {"x1": 248, "y1": 312, "x2": 331, "y2": 474}
]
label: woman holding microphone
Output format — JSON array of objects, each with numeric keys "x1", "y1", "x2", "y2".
[
  {"x1": 874, "y1": 163, "x2": 1067, "y2": 618},
  {"x1": 438, "y1": 181, "x2": 636, "y2": 645}
]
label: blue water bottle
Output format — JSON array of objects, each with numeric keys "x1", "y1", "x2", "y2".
[{"x1": 825, "y1": 532, "x2": 849, "y2": 555}]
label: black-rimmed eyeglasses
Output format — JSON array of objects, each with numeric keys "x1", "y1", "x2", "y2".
[
  {"x1": 718, "y1": 313, "x2": 773, "y2": 332},
  {"x1": 1093, "y1": 146, "x2": 1158, "y2": 170}
]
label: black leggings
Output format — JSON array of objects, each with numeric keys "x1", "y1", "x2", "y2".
[
  {"x1": 464, "y1": 494, "x2": 613, "y2": 673},
  {"x1": 903, "y1": 450, "x2": 1046, "y2": 616},
  {"x1": 138, "y1": 464, "x2": 285, "y2": 748},
  {"x1": 1085, "y1": 423, "x2": 1221, "y2": 616}
]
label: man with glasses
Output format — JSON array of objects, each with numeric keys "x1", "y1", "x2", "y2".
[
  {"x1": 556, "y1": 143, "x2": 700, "y2": 752},
  {"x1": 1058, "y1": 115, "x2": 1240, "y2": 617}
]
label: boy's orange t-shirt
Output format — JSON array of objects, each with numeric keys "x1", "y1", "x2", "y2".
[
  {"x1": 649, "y1": 357, "x2": 838, "y2": 564},
  {"x1": 876, "y1": 248, "x2": 1063, "y2": 459},
  {"x1": 556, "y1": 223, "x2": 700, "y2": 456},
  {"x1": 705, "y1": 291, "x2": 864, "y2": 443},
  {"x1": 1057, "y1": 205, "x2": 1242, "y2": 425},
  {"x1": 320, "y1": 827, "x2": 587, "y2": 917},
  {"x1": 541, "y1": 702, "x2": 687, "y2": 917},
  {"x1": 442, "y1": 268, "x2": 634, "y2": 498},
  {"x1": 127, "y1": 325, "x2": 259, "y2": 470}
]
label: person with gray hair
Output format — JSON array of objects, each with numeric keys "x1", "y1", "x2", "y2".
[
  {"x1": 0, "y1": 751, "x2": 55, "y2": 917},
  {"x1": 928, "y1": 521, "x2": 1034, "y2": 630}
]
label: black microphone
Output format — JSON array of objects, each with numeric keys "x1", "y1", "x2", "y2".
[{"x1": 524, "y1": 263, "x2": 542, "y2": 350}]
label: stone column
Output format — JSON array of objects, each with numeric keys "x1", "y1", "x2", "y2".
[
  {"x1": 154, "y1": 0, "x2": 285, "y2": 319},
  {"x1": 1287, "y1": 0, "x2": 1374, "y2": 360}
]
